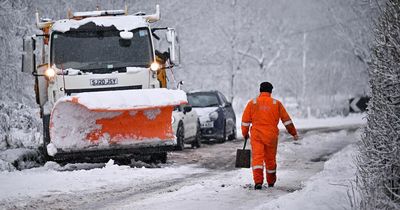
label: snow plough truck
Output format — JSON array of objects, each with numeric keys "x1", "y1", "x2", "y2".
[{"x1": 22, "y1": 5, "x2": 185, "y2": 163}]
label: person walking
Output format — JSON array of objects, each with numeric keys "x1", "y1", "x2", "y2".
[{"x1": 241, "y1": 82, "x2": 298, "y2": 190}]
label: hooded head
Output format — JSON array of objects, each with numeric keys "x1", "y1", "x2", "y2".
[{"x1": 260, "y1": 82, "x2": 273, "y2": 93}]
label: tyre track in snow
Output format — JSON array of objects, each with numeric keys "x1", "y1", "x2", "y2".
[{"x1": 0, "y1": 127, "x2": 361, "y2": 210}]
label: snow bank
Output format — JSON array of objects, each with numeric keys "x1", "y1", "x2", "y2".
[
  {"x1": 236, "y1": 113, "x2": 366, "y2": 137},
  {"x1": 257, "y1": 144, "x2": 359, "y2": 210},
  {"x1": 58, "y1": 88, "x2": 187, "y2": 111},
  {"x1": 0, "y1": 102, "x2": 41, "y2": 151},
  {"x1": 0, "y1": 148, "x2": 43, "y2": 171},
  {"x1": 52, "y1": 15, "x2": 147, "y2": 33},
  {"x1": 0, "y1": 102, "x2": 42, "y2": 171},
  {"x1": 281, "y1": 113, "x2": 367, "y2": 130},
  {"x1": 0, "y1": 163, "x2": 206, "y2": 200},
  {"x1": 0, "y1": 159, "x2": 15, "y2": 171}
]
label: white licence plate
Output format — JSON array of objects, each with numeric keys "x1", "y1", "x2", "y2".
[
  {"x1": 201, "y1": 121, "x2": 214, "y2": 128},
  {"x1": 90, "y1": 78, "x2": 118, "y2": 86}
]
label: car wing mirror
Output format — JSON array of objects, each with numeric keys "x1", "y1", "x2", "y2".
[{"x1": 183, "y1": 105, "x2": 192, "y2": 114}]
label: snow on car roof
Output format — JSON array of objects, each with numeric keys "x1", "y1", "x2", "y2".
[
  {"x1": 187, "y1": 90, "x2": 219, "y2": 94},
  {"x1": 52, "y1": 15, "x2": 148, "y2": 33}
]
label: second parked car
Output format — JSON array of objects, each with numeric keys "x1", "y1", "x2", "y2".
[{"x1": 187, "y1": 90, "x2": 236, "y2": 143}]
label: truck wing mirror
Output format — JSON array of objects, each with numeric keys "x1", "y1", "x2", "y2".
[
  {"x1": 22, "y1": 36, "x2": 36, "y2": 73},
  {"x1": 165, "y1": 28, "x2": 180, "y2": 65},
  {"x1": 177, "y1": 80, "x2": 184, "y2": 89}
]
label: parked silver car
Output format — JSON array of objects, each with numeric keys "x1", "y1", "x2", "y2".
[{"x1": 172, "y1": 104, "x2": 201, "y2": 150}]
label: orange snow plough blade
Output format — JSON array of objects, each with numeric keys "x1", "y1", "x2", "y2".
[
  {"x1": 85, "y1": 106, "x2": 174, "y2": 143},
  {"x1": 49, "y1": 89, "x2": 186, "y2": 151}
]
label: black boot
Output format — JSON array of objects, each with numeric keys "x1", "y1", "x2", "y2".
[
  {"x1": 268, "y1": 183, "x2": 274, "y2": 188},
  {"x1": 254, "y1": 184, "x2": 262, "y2": 190}
]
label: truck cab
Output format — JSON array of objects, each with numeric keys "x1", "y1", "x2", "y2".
[{"x1": 22, "y1": 6, "x2": 184, "y2": 163}]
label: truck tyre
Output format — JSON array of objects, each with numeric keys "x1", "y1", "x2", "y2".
[
  {"x1": 159, "y1": 152, "x2": 167, "y2": 164},
  {"x1": 42, "y1": 115, "x2": 53, "y2": 161},
  {"x1": 175, "y1": 122, "x2": 185, "y2": 151},
  {"x1": 151, "y1": 152, "x2": 167, "y2": 164}
]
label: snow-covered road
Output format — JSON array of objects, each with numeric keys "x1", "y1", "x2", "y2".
[{"x1": 0, "y1": 126, "x2": 361, "y2": 210}]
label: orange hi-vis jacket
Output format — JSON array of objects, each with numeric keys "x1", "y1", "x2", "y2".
[
  {"x1": 241, "y1": 92, "x2": 297, "y2": 139},
  {"x1": 241, "y1": 92, "x2": 297, "y2": 185}
]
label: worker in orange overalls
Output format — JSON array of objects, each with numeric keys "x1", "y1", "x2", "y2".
[{"x1": 242, "y1": 82, "x2": 298, "y2": 190}]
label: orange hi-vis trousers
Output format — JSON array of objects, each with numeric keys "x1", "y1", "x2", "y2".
[
  {"x1": 241, "y1": 92, "x2": 297, "y2": 185},
  {"x1": 251, "y1": 136, "x2": 278, "y2": 185}
]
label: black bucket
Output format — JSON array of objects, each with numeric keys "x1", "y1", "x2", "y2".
[{"x1": 235, "y1": 137, "x2": 251, "y2": 168}]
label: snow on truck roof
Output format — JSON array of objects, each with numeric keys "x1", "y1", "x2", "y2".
[{"x1": 51, "y1": 15, "x2": 149, "y2": 33}]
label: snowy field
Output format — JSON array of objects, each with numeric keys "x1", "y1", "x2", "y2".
[{"x1": 0, "y1": 114, "x2": 364, "y2": 209}]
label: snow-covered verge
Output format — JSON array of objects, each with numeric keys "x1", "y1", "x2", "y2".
[
  {"x1": 236, "y1": 113, "x2": 366, "y2": 136},
  {"x1": 256, "y1": 144, "x2": 359, "y2": 210},
  {"x1": 283, "y1": 113, "x2": 366, "y2": 130},
  {"x1": 0, "y1": 102, "x2": 42, "y2": 171}
]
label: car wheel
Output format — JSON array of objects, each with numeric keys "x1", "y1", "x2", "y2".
[
  {"x1": 218, "y1": 122, "x2": 226, "y2": 143},
  {"x1": 192, "y1": 121, "x2": 202, "y2": 148},
  {"x1": 228, "y1": 126, "x2": 237, "y2": 141},
  {"x1": 175, "y1": 122, "x2": 185, "y2": 151}
]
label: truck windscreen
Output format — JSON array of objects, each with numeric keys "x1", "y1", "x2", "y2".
[{"x1": 51, "y1": 27, "x2": 153, "y2": 71}]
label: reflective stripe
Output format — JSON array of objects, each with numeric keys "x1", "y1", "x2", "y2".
[
  {"x1": 252, "y1": 165, "x2": 263, "y2": 170},
  {"x1": 241, "y1": 122, "x2": 251, "y2": 127},
  {"x1": 273, "y1": 99, "x2": 277, "y2": 104},
  {"x1": 252, "y1": 98, "x2": 257, "y2": 104},
  {"x1": 283, "y1": 120, "x2": 293, "y2": 126},
  {"x1": 266, "y1": 169, "x2": 276, "y2": 174}
]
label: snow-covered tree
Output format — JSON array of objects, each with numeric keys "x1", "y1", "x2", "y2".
[{"x1": 357, "y1": 0, "x2": 400, "y2": 208}]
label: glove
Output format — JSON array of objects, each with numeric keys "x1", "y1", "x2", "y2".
[{"x1": 243, "y1": 134, "x2": 249, "y2": 140}]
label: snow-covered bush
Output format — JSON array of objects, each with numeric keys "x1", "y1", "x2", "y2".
[
  {"x1": 357, "y1": 0, "x2": 400, "y2": 209},
  {"x1": 0, "y1": 102, "x2": 41, "y2": 150}
]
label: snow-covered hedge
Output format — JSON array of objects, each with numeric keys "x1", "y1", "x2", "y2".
[
  {"x1": 357, "y1": 0, "x2": 400, "y2": 209},
  {"x1": 0, "y1": 102, "x2": 41, "y2": 150},
  {"x1": 0, "y1": 102, "x2": 42, "y2": 171}
]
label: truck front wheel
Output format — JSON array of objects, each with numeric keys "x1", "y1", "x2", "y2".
[
  {"x1": 42, "y1": 115, "x2": 53, "y2": 161},
  {"x1": 151, "y1": 152, "x2": 167, "y2": 164}
]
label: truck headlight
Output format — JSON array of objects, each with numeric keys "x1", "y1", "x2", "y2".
[
  {"x1": 150, "y1": 62, "x2": 160, "y2": 71},
  {"x1": 209, "y1": 111, "x2": 219, "y2": 121},
  {"x1": 44, "y1": 67, "x2": 56, "y2": 81}
]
